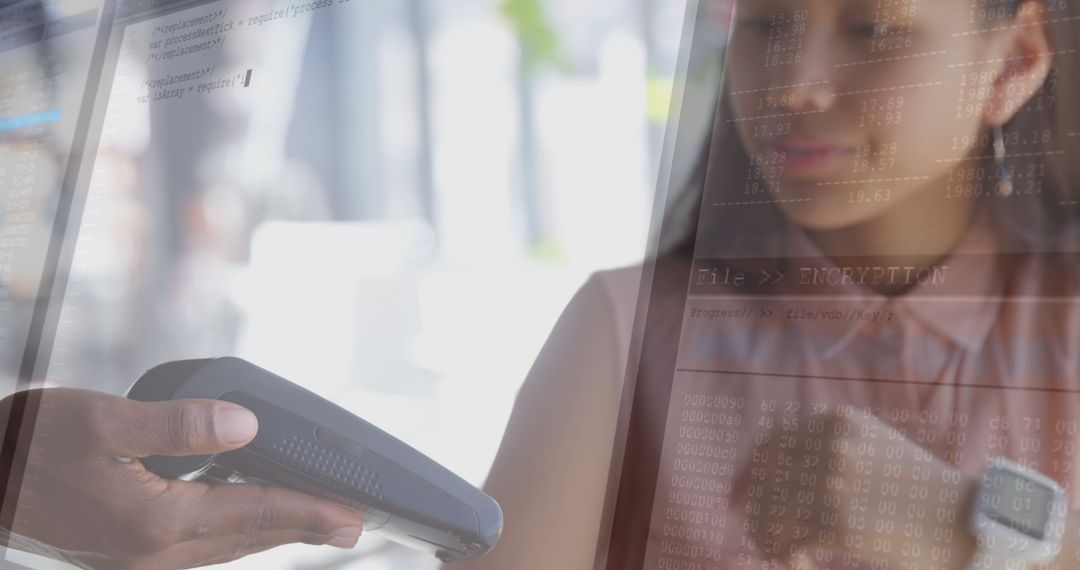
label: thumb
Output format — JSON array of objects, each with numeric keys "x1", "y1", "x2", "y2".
[{"x1": 100, "y1": 397, "x2": 259, "y2": 458}]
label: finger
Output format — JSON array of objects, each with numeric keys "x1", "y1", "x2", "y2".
[
  {"x1": 176, "y1": 483, "x2": 366, "y2": 542},
  {"x1": 96, "y1": 396, "x2": 258, "y2": 458},
  {"x1": 130, "y1": 529, "x2": 354, "y2": 570}
]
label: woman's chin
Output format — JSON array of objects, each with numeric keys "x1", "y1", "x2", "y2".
[{"x1": 776, "y1": 198, "x2": 898, "y2": 234}]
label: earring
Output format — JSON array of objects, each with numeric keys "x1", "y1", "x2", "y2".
[{"x1": 993, "y1": 125, "x2": 1014, "y2": 197}]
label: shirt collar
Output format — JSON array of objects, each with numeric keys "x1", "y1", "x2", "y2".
[
  {"x1": 777, "y1": 208, "x2": 1003, "y2": 355},
  {"x1": 897, "y1": 210, "x2": 1003, "y2": 352}
]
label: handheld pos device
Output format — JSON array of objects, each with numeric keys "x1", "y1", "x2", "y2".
[
  {"x1": 968, "y1": 457, "x2": 1067, "y2": 570},
  {"x1": 126, "y1": 357, "x2": 502, "y2": 563}
]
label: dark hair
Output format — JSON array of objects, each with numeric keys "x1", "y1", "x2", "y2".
[{"x1": 659, "y1": 0, "x2": 1080, "y2": 260}]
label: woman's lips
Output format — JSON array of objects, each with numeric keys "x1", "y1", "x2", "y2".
[{"x1": 769, "y1": 138, "x2": 855, "y2": 176}]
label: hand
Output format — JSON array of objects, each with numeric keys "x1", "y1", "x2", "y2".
[
  {"x1": 737, "y1": 410, "x2": 978, "y2": 569},
  {"x1": 0, "y1": 388, "x2": 368, "y2": 569}
]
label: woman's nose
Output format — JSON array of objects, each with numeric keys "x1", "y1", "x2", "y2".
[{"x1": 774, "y1": 32, "x2": 838, "y2": 114}]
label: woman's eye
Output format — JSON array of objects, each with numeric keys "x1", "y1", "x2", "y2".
[
  {"x1": 737, "y1": 18, "x2": 773, "y2": 36},
  {"x1": 853, "y1": 22, "x2": 893, "y2": 38}
]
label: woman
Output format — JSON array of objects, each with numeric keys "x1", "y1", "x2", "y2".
[{"x1": 456, "y1": 0, "x2": 1080, "y2": 568}]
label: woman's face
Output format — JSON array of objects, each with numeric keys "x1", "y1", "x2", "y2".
[{"x1": 727, "y1": 0, "x2": 1035, "y2": 231}]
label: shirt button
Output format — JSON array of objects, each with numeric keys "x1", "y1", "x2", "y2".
[{"x1": 880, "y1": 322, "x2": 899, "y2": 342}]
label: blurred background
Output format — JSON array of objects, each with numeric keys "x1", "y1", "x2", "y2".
[{"x1": 6, "y1": 0, "x2": 735, "y2": 567}]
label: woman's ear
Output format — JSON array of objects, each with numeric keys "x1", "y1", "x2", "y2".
[{"x1": 984, "y1": 0, "x2": 1055, "y2": 127}]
